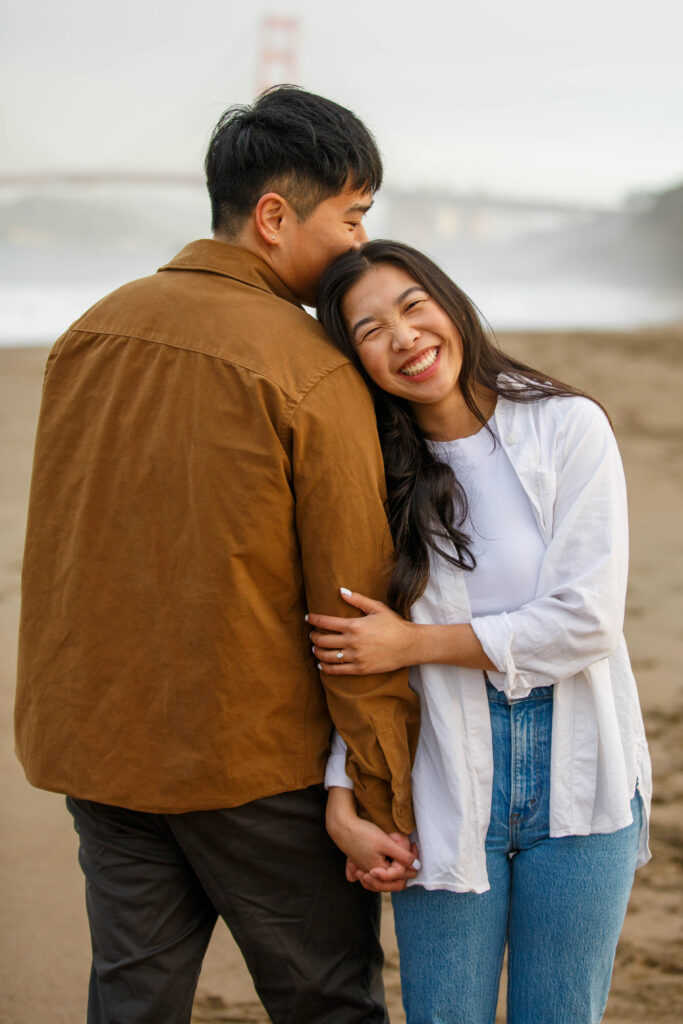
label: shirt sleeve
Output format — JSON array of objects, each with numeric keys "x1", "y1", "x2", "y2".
[
  {"x1": 471, "y1": 398, "x2": 628, "y2": 698},
  {"x1": 291, "y1": 362, "x2": 420, "y2": 834},
  {"x1": 324, "y1": 730, "x2": 354, "y2": 790}
]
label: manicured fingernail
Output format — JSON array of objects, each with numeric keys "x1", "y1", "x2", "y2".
[
  {"x1": 304, "y1": 614, "x2": 309, "y2": 622},
  {"x1": 311, "y1": 646, "x2": 315, "y2": 653},
  {"x1": 340, "y1": 587, "x2": 352, "y2": 596},
  {"x1": 411, "y1": 858, "x2": 421, "y2": 870},
  {"x1": 317, "y1": 663, "x2": 323, "y2": 670}
]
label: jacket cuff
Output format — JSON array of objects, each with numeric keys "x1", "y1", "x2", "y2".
[
  {"x1": 344, "y1": 706, "x2": 417, "y2": 834},
  {"x1": 354, "y1": 777, "x2": 414, "y2": 835}
]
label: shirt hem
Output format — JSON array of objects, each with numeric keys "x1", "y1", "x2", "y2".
[
  {"x1": 22, "y1": 769, "x2": 328, "y2": 815},
  {"x1": 406, "y1": 876, "x2": 491, "y2": 895}
]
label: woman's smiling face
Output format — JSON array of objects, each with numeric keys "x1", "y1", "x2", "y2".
[{"x1": 341, "y1": 263, "x2": 465, "y2": 413}]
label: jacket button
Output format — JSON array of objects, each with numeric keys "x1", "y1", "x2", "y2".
[
  {"x1": 396, "y1": 805, "x2": 406, "y2": 818},
  {"x1": 506, "y1": 435, "x2": 517, "y2": 445}
]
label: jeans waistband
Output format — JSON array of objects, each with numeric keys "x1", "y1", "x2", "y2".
[{"x1": 485, "y1": 679, "x2": 554, "y2": 704}]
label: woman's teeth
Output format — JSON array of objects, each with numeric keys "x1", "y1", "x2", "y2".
[{"x1": 399, "y1": 347, "x2": 439, "y2": 376}]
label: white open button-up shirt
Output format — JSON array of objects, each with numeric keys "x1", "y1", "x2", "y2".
[{"x1": 326, "y1": 392, "x2": 652, "y2": 893}]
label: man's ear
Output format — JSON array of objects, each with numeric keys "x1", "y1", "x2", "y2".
[{"x1": 254, "y1": 193, "x2": 290, "y2": 248}]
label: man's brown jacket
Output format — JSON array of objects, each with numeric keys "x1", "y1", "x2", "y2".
[{"x1": 15, "y1": 240, "x2": 420, "y2": 834}]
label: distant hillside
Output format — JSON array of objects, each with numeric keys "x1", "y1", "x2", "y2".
[
  {"x1": 422, "y1": 182, "x2": 683, "y2": 293},
  {"x1": 514, "y1": 182, "x2": 683, "y2": 288}
]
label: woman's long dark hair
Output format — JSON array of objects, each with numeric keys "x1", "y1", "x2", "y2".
[{"x1": 316, "y1": 240, "x2": 606, "y2": 617}]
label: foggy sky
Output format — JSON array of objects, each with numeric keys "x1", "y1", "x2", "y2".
[{"x1": 1, "y1": 0, "x2": 682, "y2": 204}]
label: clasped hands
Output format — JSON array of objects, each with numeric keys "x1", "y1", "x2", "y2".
[
  {"x1": 326, "y1": 787, "x2": 419, "y2": 893},
  {"x1": 346, "y1": 826, "x2": 420, "y2": 893}
]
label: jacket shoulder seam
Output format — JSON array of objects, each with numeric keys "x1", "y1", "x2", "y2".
[
  {"x1": 283, "y1": 362, "x2": 362, "y2": 433},
  {"x1": 67, "y1": 326, "x2": 348, "y2": 403}
]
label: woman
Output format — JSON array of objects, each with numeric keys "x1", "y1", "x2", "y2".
[{"x1": 306, "y1": 241, "x2": 651, "y2": 1024}]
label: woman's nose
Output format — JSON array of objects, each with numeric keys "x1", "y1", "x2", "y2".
[{"x1": 392, "y1": 321, "x2": 418, "y2": 350}]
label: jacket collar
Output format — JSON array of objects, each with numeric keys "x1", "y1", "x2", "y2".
[{"x1": 159, "y1": 239, "x2": 302, "y2": 309}]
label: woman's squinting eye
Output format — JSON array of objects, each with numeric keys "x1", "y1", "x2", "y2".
[{"x1": 359, "y1": 325, "x2": 380, "y2": 343}]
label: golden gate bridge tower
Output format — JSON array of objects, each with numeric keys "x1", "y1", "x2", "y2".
[{"x1": 256, "y1": 15, "x2": 301, "y2": 93}]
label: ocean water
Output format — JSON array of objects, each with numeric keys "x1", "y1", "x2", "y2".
[
  {"x1": 0, "y1": 283, "x2": 117, "y2": 346},
  {"x1": 2, "y1": 279, "x2": 681, "y2": 348}
]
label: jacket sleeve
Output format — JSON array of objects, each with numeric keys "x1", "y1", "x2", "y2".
[
  {"x1": 472, "y1": 397, "x2": 629, "y2": 698},
  {"x1": 290, "y1": 362, "x2": 420, "y2": 834}
]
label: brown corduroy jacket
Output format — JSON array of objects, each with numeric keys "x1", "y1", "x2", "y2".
[{"x1": 14, "y1": 240, "x2": 420, "y2": 834}]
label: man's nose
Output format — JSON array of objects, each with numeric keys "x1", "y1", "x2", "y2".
[{"x1": 352, "y1": 223, "x2": 369, "y2": 249}]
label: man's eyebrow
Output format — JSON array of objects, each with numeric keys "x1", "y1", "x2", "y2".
[
  {"x1": 346, "y1": 199, "x2": 374, "y2": 214},
  {"x1": 351, "y1": 286, "x2": 425, "y2": 338}
]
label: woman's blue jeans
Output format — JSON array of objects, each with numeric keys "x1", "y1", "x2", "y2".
[{"x1": 392, "y1": 683, "x2": 641, "y2": 1024}]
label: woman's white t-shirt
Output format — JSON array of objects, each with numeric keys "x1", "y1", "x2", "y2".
[{"x1": 430, "y1": 417, "x2": 546, "y2": 688}]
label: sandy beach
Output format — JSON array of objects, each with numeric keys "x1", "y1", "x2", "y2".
[{"x1": 1, "y1": 328, "x2": 681, "y2": 1023}]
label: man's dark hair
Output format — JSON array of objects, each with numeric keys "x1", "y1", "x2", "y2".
[{"x1": 205, "y1": 85, "x2": 383, "y2": 236}]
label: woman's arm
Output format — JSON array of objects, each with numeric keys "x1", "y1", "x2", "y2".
[
  {"x1": 309, "y1": 590, "x2": 496, "y2": 676},
  {"x1": 470, "y1": 398, "x2": 629, "y2": 694}
]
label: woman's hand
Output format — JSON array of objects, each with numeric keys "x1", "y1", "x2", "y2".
[
  {"x1": 308, "y1": 588, "x2": 418, "y2": 675},
  {"x1": 310, "y1": 589, "x2": 495, "y2": 674},
  {"x1": 346, "y1": 832, "x2": 421, "y2": 893},
  {"x1": 326, "y1": 787, "x2": 419, "y2": 891}
]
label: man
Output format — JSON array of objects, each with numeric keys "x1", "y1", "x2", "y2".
[{"x1": 15, "y1": 87, "x2": 420, "y2": 1023}]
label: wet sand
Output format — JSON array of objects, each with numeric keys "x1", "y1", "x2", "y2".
[{"x1": 1, "y1": 328, "x2": 681, "y2": 1022}]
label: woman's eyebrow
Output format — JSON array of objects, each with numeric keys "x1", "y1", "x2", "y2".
[
  {"x1": 351, "y1": 315, "x2": 375, "y2": 337},
  {"x1": 351, "y1": 286, "x2": 426, "y2": 338},
  {"x1": 397, "y1": 286, "x2": 425, "y2": 303}
]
